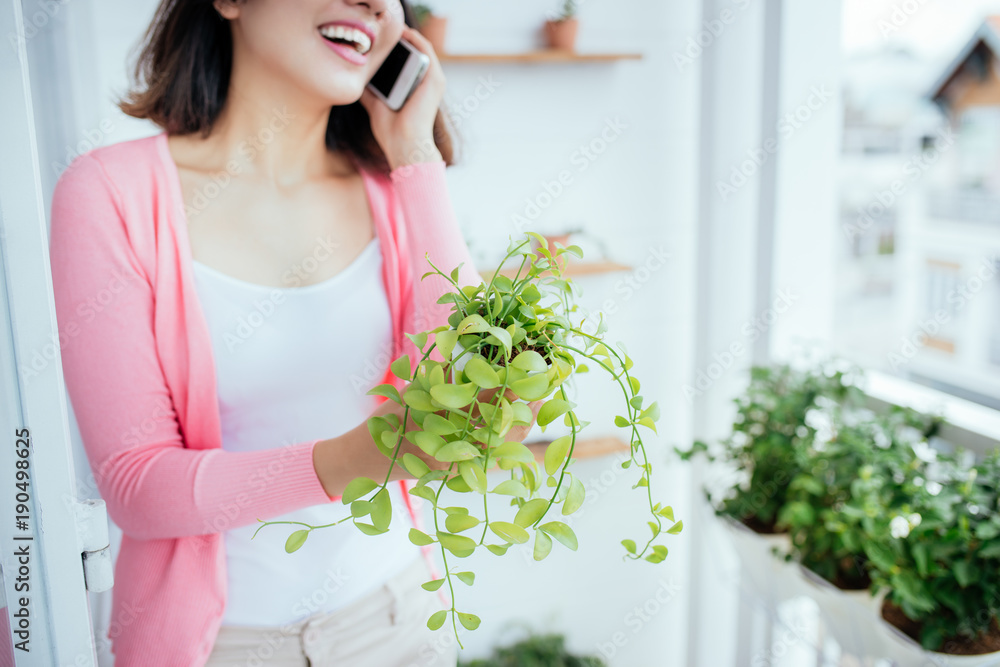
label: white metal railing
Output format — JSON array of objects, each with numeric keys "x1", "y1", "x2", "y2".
[{"x1": 862, "y1": 370, "x2": 1000, "y2": 456}]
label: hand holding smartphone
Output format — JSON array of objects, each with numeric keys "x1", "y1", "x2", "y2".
[{"x1": 366, "y1": 38, "x2": 430, "y2": 111}]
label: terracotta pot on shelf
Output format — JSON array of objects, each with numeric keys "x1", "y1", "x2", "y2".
[
  {"x1": 418, "y1": 15, "x2": 448, "y2": 55},
  {"x1": 544, "y1": 18, "x2": 579, "y2": 52}
]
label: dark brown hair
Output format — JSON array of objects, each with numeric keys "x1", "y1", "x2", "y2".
[{"x1": 118, "y1": 0, "x2": 457, "y2": 174}]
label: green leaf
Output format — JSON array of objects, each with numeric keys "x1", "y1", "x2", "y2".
[
  {"x1": 367, "y1": 384, "x2": 402, "y2": 404},
  {"x1": 446, "y1": 475, "x2": 471, "y2": 493},
  {"x1": 409, "y1": 484, "x2": 438, "y2": 504},
  {"x1": 390, "y1": 355, "x2": 411, "y2": 380},
  {"x1": 421, "y1": 578, "x2": 445, "y2": 591},
  {"x1": 493, "y1": 441, "x2": 535, "y2": 466},
  {"x1": 408, "y1": 528, "x2": 435, "y2": 546},
  {"x1": 510, "y1": 402, "x2": 534, "y2": 426},
  {"x1": 486, "y1": 543, "x2": 510, "y2": 556},
  {"x1": 667, "y1": 520, "x2": 684, "y2": 535},
  {"x1": 445, "y1": 513, "x2": 481, "y2": 533},
  {"x1": 510, "y1": 373, "x2": 551, "y2": 401},
  {"x1": 562, "y1": 476, "x2": 586, "y2": 515},
  {"x1": 354, "y1": 522, "x2": 388, "y2": 536},
  {"x1": 955, "y1": 560, "x2": 974, "y2": 587},
  {"x1": 657, "y1": 506, "x2": 675, "y2": 521},
  {"x1": 539, "y1": 521, "x2": 578, "y2": 550},
  {"x1": 285, "y1": 530, "x2": 309, "y2": 553},
  {"x1": 629, "y1": 376, "x2": 640, "y2": 394},
  {"x1": 437, "y1": 531, "x2": 478, "y2": 556},
  {"x1": 533, "y1": 528, "x2": 553, "y2": 560},
  {"x1": 403, "y1": 389, "x2": 437, "y2": 412},
  {"x1": 413, "y1": 431, "x2": 446, "y2": 457},
  {"x1": 464, "y1": 355, "x2": 500, "y2": 388},
  {"x1": 621, "y1": 539, "x2": 637, "y2": 554},
  {"x1": 405, "y1": 331, "x2": 428, "y2": 351},
  {"x1": 457, "y1": 314, "x2": 490, "y2": 334},
  {"x1": 614, "y1": 415, "x2": 630, "y2": 428},
  {"x1": 350, "y1": 500, "x2": 372, "y2": 518},
  {"x1": 640, "y1": 401, "x2": 661, "y2": 422},
  {"x1": 402, "y1": 453, "x2": 431, "y2": 479},
  {"x1": 544, "y1": 436, "x2": 573, "y2": 476},
  {"x1": 422, "y1": 413, "x2": 459, "y2": 436},
  {"x1": 342, "y1": 477, "x2": 378, "y2": 504},
  {"x1": 455, "y1": 571, "x2": 476, "y2": 586},
  {"x1": 458, "y1": 460, "x2": 487, "y2": 494},
  {"x1": 430, "y1": 382, "x2": 479, "y2": 410},
  {"x1": 638, "y1": 417, "x2": 657, "y2": 434},
  {"x1": 436, "y1": 330, "x2": 459, "y2": 360},
  {"x1": 537, "y1": 399, "x2": 572, "y2": 427},
  {"x1": 491, "y1": 479, "x2": 529, "y2": 498},
  {"x1": 486, "y1": 327, "x2": 513, "y2": 356},
  {"x1": 427, "y1": 610, "x2": 448, "y2": 631},
  {"x1": 514, "y1": 498, "x2": 550, "y2": 528},
  {"x1": 458, "y1": 612, "x2": 481, "y2": 631},
  {"x1": 370, "y1": 488, "x2": 392, "y2": 530},
  {"x1": 436, "y1": 440, "x2": 482, "y2": 463},
  {"x1": 490, "y1": 521, "x2": 530, "y2": 544}
]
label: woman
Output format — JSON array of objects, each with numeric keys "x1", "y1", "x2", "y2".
[{"x1": 49, "y1": 0, "x2": 539, "y2": 664}]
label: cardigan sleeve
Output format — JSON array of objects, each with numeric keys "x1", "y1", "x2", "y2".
[
  {"x1": 49, "y1": 154, "x2": 337, "y2": 541},
  {"x1": 388, "y1": 160, "x2": 483, "y2": 363}
]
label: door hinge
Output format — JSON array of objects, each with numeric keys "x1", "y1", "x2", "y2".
[{"x1": 71, "y1": 498, "x2": 113, "y2": 592}]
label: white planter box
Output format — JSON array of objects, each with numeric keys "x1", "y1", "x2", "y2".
[
  {"x1": 796, "y1": 564, "x2": 885, "y2": 659},
  {"x1": 871, "y1": 607, "x2": 1000, "y2": 667},
  {"x1": 718, "y1": 514, "x2": 802, "y2": 604}
]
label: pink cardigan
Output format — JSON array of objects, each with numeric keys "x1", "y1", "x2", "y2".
[{"x1": 48, "y1": 132, "x2": 481, "y2": 666}]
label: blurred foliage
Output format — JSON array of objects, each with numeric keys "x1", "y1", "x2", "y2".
[{"x1": 459, "y1": 633, "x2": 606, "y2": 667}]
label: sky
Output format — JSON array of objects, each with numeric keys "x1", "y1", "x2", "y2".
[{"x1": 843, "y1": 0, "x2": 1000, "y2": 65}]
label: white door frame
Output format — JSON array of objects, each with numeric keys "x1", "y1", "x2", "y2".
[{"x1": 0, "y1": 0, "x2": 110, "y2": 663}]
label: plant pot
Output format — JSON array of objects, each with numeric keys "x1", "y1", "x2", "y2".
[
  {"x1": 873, "y1": 602, "x2": 1000, "y2": 667},
  {"x1": 719, "y1": 514, "x2": 799, "y2": 603},
  {"x1": 796, "y1": 564, "x2": 885, "y2": 659},
  {"x1": 418, "y1": 15, "x2": 448, "y2": 54},
  {"x1": 544, "y1": 18, "x2": 579, "y2": 51}
]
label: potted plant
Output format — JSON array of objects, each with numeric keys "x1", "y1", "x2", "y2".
[
  {"x1": 411, "y1": 2, "x2": 448, "y2": 54},
  {"x1": 677, "y1": 362, "x2": 864, "y2": 602},
  {"x1": 460, "y1": 632, "x2": 606, "y2": 666},
  {"x1": 778, "y1": 406, "x2": 937, "y2": 657},
  {"x1": 544, "y1": 0, "x2": 580, "y2": 52},
  {"x1": 255, "y1": 233, "x2": 681, "y2": 645},
  {"x1": 865, "y1": 450, "x2": 1000, "y2": 664}
]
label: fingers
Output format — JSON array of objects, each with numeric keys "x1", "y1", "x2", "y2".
[{"x1": 401, "y1": 25, "x2": 440, "y2": 69}]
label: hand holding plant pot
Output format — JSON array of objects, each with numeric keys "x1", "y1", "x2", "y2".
[{"x1": 256, "y1": 233, "x2": 681, "y2": 645}]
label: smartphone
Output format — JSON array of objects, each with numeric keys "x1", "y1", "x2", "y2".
[{"x1": 366, "y1": 38, "x2": 430, "y2": 111}]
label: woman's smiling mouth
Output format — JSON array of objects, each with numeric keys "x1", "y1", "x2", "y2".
[{"x1": 319, "y1": 21, "x2": 375, "y2": 65}]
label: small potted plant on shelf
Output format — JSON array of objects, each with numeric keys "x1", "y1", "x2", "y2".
[
  {"x1": 255, "y1": 233, "x2": 681, "y2": 645},
  {"x1": 411, "y1": 2, "x2": 448, "y2": 54},
  {"x1": 544, "y1": 0, "x2": 580, "y2": 52},
  {"x1": 864, "y1": 450, "x2": 1000, "y2": 664}
]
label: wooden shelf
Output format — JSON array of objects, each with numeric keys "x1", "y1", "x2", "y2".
[
  {"x1": 439, "y1": 50, "x2": 642, "y2": 64},
  {"x1": 526, "y1": 436, "x2": 631, "y2": 463},
  {"x1": 479, "y1": 260, "x2": 631, "y2": 281}
]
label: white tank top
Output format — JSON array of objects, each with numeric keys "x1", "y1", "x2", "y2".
[{"x1": 191, "y1": 237, "x2": 421, "y2": 627}]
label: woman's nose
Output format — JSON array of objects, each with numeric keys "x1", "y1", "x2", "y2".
[{"x1": 345, "y1": 0, "x2": 392, "y2": 20}]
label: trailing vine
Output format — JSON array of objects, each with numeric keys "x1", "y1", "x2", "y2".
[{"x1": 255, "y1": 232, "x2": 682, "y2": 644}]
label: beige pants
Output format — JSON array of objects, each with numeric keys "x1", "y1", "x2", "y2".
[{"x1": 204, "y1": 558, "x2": 459, "y2": 667}]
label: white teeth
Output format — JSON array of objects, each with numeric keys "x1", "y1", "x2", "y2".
[{"x1": 319, "y1": 25, "x2": 372, "y2": 55}]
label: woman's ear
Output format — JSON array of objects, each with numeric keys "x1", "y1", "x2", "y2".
[{"x1": 213, "y1": 0, "x2": 242, "y2": 21}]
